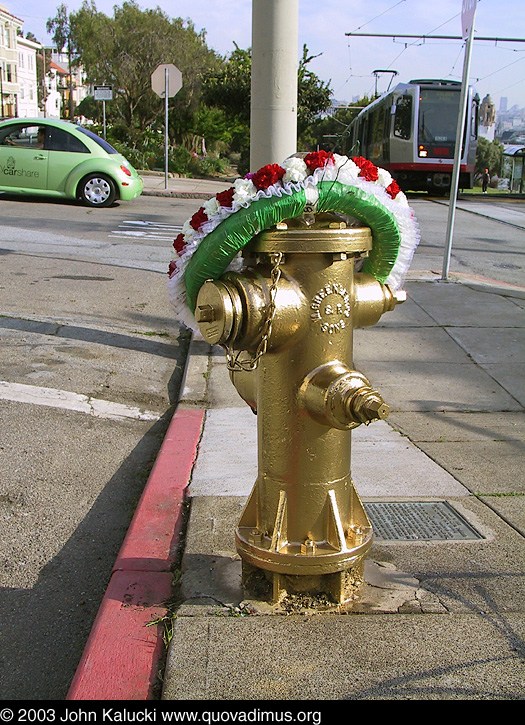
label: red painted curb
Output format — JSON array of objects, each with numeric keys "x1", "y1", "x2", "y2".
[
  {"x1": 67, "y1": 406, "x2": 205, "y2": 701},
  {"x1": 67, "y1": 570, "x2": 173, "y2": 701},
  {"x1": 114, "y1": 408, "x2": 205, "y2": 572}
]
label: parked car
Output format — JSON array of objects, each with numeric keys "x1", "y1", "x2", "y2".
[{"x1": 0, "y1": 118, "x2": 143, "y2": 207}]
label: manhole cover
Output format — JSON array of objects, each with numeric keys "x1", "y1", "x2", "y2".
[{"x1": 364, "y1": 501, "x2": 483, "y2": 541}]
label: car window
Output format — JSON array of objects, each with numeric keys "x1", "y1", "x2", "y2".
[
  {"x1": 78, "y1": 126, "x2": 118, "y2": 154},
  {"x1": 47, "y1": 127, "x2": 89, "y2": 153},
  {"x1": 0, "y1": 124, "x2": 44, "y2": 149}
]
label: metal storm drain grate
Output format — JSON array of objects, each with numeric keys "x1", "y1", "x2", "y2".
[{"x1": 364, "y1": 501, "x2": 483, "y2": 541}]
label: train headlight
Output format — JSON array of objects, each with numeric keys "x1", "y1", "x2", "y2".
[{"x1": 418, "y1": 146, "x2": 428, "y2": 158}]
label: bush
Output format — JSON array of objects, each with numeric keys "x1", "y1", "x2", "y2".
[
  {"x1": 169, "y1": 146, "x2": 192, "y2": 175},
  {"x1": 94, "y1": 123, "x2": 230, "y2": 176},
  {"x1": 189, "y1": 154, "x2": 227, "y2": 177}
]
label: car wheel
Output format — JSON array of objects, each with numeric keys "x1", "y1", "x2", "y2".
[{"x1": 78, "y1": 174, "x2": 117, "y2": 207}]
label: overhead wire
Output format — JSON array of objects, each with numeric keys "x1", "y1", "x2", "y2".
[
  {"x1": 348, "y1": 0, "x2": 407, "y2": 34},
  {"x1": 337, "y1": 0, "x2": 410, "y2": 96},
  {"x1": 344, "y1": 5, "x2": 464, "y2": 97}
]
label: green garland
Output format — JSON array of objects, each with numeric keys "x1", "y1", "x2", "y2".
[{"x1": 184, "y1": 181, "x2": 401, "y2": 312}]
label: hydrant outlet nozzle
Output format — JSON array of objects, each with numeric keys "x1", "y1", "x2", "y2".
[
  {"x1": 195, "y1": 279, "x2": 243, "y2": 346},
  {"x1": 299, "y1": 363, "x2": 390, "y2": 430},
  {"x1": 345, "y1": 387, "x2": 390, "y2": 425}
]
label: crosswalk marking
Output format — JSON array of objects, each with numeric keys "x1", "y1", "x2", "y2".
[
  {"x1": 0, "y1": 380, "x2": 160, "y2": 422},
  {"x1": 110, "y1": 220, "x2": 183, "y2": 242}
]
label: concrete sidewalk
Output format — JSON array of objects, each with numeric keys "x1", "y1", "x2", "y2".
[
  {"x1": 68, "y1": 177, "x2": 525, "y2": 701},
  {"x1": 158, "y1": 270, "x2": 525, "y2": 701},
  {"x1": 140, "y1": 170, "x2": 233, "y2": 199}
]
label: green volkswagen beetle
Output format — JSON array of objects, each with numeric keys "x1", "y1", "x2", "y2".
[{"x1": 0, "y1": 118, "x2": 143, "y2": 208}]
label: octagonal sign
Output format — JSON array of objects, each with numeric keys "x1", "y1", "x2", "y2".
[{"x1": 151, "y1": 63, "x2": 182, "y2": 98}]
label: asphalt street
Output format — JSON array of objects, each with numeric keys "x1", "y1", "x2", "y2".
[{"x1": 0, "y1": 193, "x2": 194, "y2": 699}]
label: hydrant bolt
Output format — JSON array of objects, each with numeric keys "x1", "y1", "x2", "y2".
[{"x1": 195, "y1": 304, "x2": 215, "y2": 323}]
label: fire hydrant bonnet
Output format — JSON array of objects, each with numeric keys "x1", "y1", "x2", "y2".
[{"x1": 168, "y1": 152, "x2": 420, "y2": 331}]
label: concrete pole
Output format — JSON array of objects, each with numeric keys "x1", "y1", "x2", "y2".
[{"x1": 250, "y1": 0, "x2": 298, "y2": 171}]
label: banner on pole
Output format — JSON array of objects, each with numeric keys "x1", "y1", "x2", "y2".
[{"x1": 461, "y1": 0, "x2": 477, "y2": 40}]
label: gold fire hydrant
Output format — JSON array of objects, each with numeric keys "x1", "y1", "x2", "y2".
[{"x1": 195, "y1": 214, "x2": 405, "y2": 605}]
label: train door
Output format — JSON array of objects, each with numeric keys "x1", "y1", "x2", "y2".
[{"x1": 391, "y1": 92, "x2": 414, "y2": 164}]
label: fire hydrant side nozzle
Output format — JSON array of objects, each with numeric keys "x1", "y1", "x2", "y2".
[
  {"x1": 353, "y1": 273, "x2": 407, "y2": 329},
  {"x1": 298, "y1": 363, "x2": 390, "y2": 430}
]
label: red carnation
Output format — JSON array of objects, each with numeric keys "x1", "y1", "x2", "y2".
[
  {"x1": 304, "y1": 150, "x2": 334, "y2": 171},
  {"x1": 190, "y1": 207, "x2": 208, "y2": 231},
  {"x1": 386, "y1": 180, "x2": 401, "y2": 199},
  {"x1": 251, "y1": 164, "x2": 286, "y2": 190},
  {"x1": 173, "y1": 233, "x2": 186, "y2": 254},
  {"x1": 216, "y1": 187, "x2": 235, "y2": 208},
  {"x1": 352, "y1": 156, "x2": 379, "y2": 182},
  {"x1": 168, "y1": 260, "x2": 178, "y2": 277}
]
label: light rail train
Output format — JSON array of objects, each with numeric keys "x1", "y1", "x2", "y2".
[{"x1": 350, "y1": 79, "x2": 479, "y2": 194}]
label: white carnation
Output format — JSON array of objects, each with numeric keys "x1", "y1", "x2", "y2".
[
  {"x1": 333, "y1": 155, "x2": 360, "y2": 184},
  {"x1": 394, "y1": 191, "x2": 409, "y2": 207},
  {"x1": 233, "y1": 177, "x2": 257, "y2": 205},
  {"x1": 282, "y1": 156, "x2": 308, "y2": 183},
  {"x1": 182, "y1": 219, "x2": 197, "y2": 241},
  {"x1": 203, "y1": 197, "x2": 221, "y2": 217},
  {"x1": 377, "y1": 168, "x2": 393, "y2": 188}
]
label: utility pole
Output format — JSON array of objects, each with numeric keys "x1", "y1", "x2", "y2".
[{"x1": 250, "y1": 0, "x2": 299, "y2": 170}]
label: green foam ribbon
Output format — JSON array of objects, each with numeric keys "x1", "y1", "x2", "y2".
[{"x1": 184, "y1": 181, "x2": 401, "y2": 312}]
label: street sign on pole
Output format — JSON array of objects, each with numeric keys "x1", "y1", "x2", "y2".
[
  {"x1": 461, "y1": 0, "x2": 477, "y2": 40},
  {"x1": 94, "y1": 85, "x2": 113, "y2": 101},
  {"x1": 441, "y1": 1, "x2": 478, "y2": 281},
  {"x1": 151, "y1": 64, "x2": 182, "y2": 189},
  {"x1": 151, "y1": 63, "x2": 182, "y2": 98},
  {"x1": 94, "y1": 85, "x2": 113, "y2": 140}
]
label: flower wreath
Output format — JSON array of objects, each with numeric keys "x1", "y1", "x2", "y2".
[{"x1": 168, "y1": 151, "x2": 419, "y2": 332}]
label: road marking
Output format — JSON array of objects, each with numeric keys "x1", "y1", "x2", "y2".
[
  {"x1": 0, "y1": 380, "x2": 160, "y2": 422},
  {"x1": 109, "y1": 220, "x2": 183, "y2": 242}
]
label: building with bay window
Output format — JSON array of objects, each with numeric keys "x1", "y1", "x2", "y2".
[{"x1": 0, "y1": 2, "x2": 22, "y2": 118}]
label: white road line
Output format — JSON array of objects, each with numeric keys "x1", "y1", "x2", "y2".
[
  {"x1": 109, "y1": 220, "x2": 183, "y2": 241},
  {"x1": 0, "y1": 381, "x2": 160, "y2": 422}
]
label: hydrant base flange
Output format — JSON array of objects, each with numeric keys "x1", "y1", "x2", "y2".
[
  {"x1": 241, "y1": 560, "x2": 366, "y2": 606},
  {"x1": 235, "y1": 473, "x2": 373, "y2": 600}
]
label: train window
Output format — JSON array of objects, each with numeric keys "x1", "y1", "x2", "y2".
[
  {"x1": 368, "y1": 106, "x2": 386, "y2": 146},
  {"x1": 418, "y1": 89, "x2": 459, "y2": 144},
  {"x1": 394, "y1": 95, "x2": 412, "y2": 139},
  {"x1": 471, "y1": 102, "x2": 479, "y2": 139}
]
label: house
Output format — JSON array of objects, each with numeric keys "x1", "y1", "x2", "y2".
[
  {"x1": 17, "y1": 35, "x2": 40, "y2": 117},
  {"x1": 0, "y1": 1, "x2": 22, "y2": 118}
]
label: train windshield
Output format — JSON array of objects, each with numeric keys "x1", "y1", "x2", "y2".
[{"x1": 418, "y1": 89, "x2": 460, "y2": 144}]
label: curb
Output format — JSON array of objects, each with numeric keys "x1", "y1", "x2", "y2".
[
  {"x1": 142, "y1": 189, "x2": 214, "y2": 200},
  {"x1": 66, "y1": 406, "x2": 205, "y2": 701}
]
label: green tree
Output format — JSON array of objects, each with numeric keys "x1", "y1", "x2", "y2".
[
  {"x1": 202, "y1": 44, "x2": 332, "y2": 172},
  {"x1": 46, "y1": 3, "x2": 78, "y2": 119},
  {"x1": 70, "y1": 1, "x2": 220, "y2": 137},
  {"x1": 308, "y1": 97, "x2": 372, "y2": 155},
  {"x1": 475, "y1": 136, "x2": 504, "y2": 180},
  {"x1": 297, "y1": 46, "x2": 332, "y2": 139}
]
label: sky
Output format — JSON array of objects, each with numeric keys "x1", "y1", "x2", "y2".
[{"x1": 8, "y1": 0, "x2": 525, "y2": 111}]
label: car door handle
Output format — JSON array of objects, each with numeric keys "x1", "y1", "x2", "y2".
[{"x1": 34, "y1": 154, "x2": 47, "y2": 160}]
